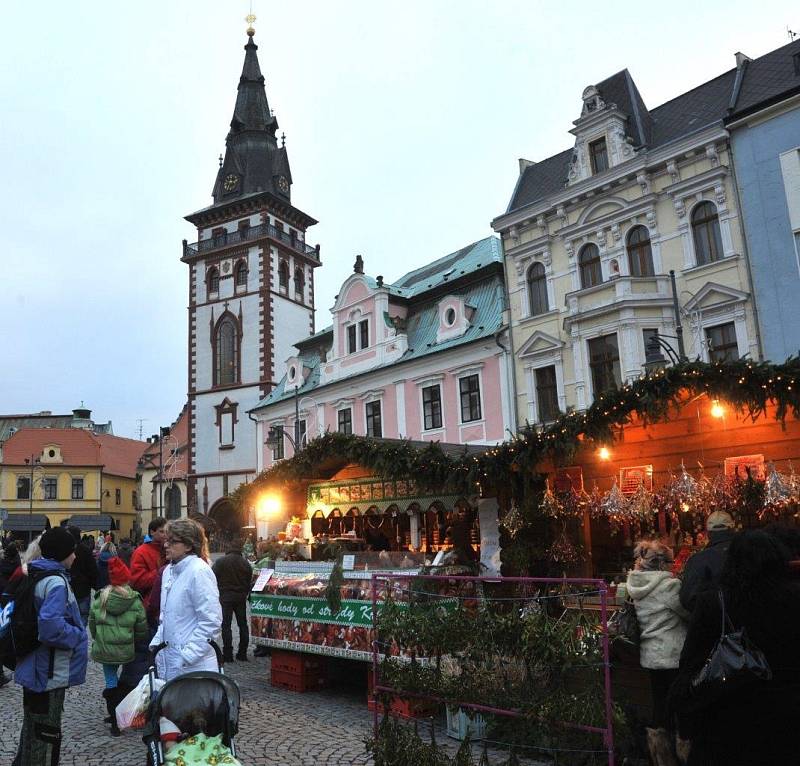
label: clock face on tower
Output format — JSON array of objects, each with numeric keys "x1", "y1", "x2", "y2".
[
  {"x1": 223, "y1": 174, "x2": 240, "y2": 193},
  {"x1": 277, "y1": 175, "x2": 289, "y2": 194}
]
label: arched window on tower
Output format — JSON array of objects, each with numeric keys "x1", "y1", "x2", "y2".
[
  {"x1": 626, "y1": 226, "x2": 654, "y2": 277},
  {"x1": 691, "y1": 201, "x2": 723, "y2": 265},
  {"x1": 294, "y1": 267, "x2": 305, "y2": 300},
  {"x1": 579, "y1": 244, "x2": 602, "y2": 289},
  {"x1": 234, "y1": 260, "x2": 248, "y2": 290},
  {"x1": 278, "y1": 261, "x2": 289, "y2": 293},
  {"x1": 207, "y1": 266, "x2": 220, "y2": 296},
  {"x1": 214, "y1": 314, "x2": 240, "y2": 386},
  {"x1": 527, "y1": 262, "x2": 548, "y2": 316}
]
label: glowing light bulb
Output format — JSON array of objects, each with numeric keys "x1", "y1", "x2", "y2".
[
  {"x1": 681, "y1": 502, "x2": 690, "y2": 513},
  {"x1": 598, "y1": 446, "x2": 611, "y2": 461},
  {"x1": 710, "y1": 400, "x2": 725, "y2": 419}
]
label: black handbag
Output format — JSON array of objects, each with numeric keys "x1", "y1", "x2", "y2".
[
  {"x1": 691, "y1": 590, "x2": 772, "y2": 701},
  {"x1": 609, "y1": 598, "x2": 640, "y2": 647}
]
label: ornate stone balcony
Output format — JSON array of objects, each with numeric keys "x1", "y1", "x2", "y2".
[
  {"x1": 182, "y1": 223, "x2": 320, "y2": 261},
  {"x1": 564, "y1": 275, "x2": 672, "y2": 327}
]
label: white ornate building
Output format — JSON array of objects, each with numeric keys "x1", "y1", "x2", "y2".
[
  {"x1": 492, "y1": 60, "x2": 760, "y2": 427},
  {"x1": 181, "y1": 30, "x2": 320, "y2": 533}
]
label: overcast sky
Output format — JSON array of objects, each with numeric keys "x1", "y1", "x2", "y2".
[{"x1": 1, "y1": 1, "x2": 797, "y2": 438}]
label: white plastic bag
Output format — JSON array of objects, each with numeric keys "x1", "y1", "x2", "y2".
[{"x1": 116, "y1": 676, "x2": 165, "y2": 730}]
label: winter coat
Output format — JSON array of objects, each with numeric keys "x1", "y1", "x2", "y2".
[
  {"x1": 97, "y1": 550, "x2": 115, "y2": 589},
  {"x1": 671, "y1": 586, "x2": 800, "y2": 765},
  {"x1": 212, "y1": 552, "x2": 253, "y2": 604},
  {"x1": 88, "y1": 586, "x2": 148, "y2": 665},
  {"x1": 117, "y1": 541, "x2": 134, "y2": 567},
  {"x1": 626, "y1": 569, "x2": 689, "y2": 670},
  {"x1": 69, "y1": 543, "x2": 98, "y2": 600},
  {"x1": 678, "y1": 529, "x2": 734, "y2": 612},
  {"x1": 150, "y1": 554, "x2": 222, "y2": 681},
  {"x1": 0, "y1": 547, "x2": 21, "y2": 593},
  {"x1": 146, "y1": 564, "x2": 167, "y2": 628},
  {"x1": 130, "y1": 540, "x2": 163, "y2": 601},
  {"x1": 13, "y1": 558, "x2": 88, "y2": 692}
]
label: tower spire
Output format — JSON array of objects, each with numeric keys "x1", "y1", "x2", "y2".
[{"x1": 211, "y1": 24, "x2": 292, "y2": 204}]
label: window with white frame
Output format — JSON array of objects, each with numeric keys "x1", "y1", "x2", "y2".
[
  {"x1": 272, "y1": 425, "x2": 285, "y2": 460},
  {"x1": 692, "y1": 201, "x2": 723, "y2": 265},
  {"x1": 579, "y1": 244, "x2": 602, "y2": 289},
  {"x1": 422, "y1": 384, "x2": 443, "y2": 430},
  {"x1": 705, "y1": 322, "x2": 738, "y2": 362},
  {"x1": 588, "y1": 334, "x2": 621, "y2": 398},
  {"x1": 627, "y1": 226, "x2": 654, "y2": 277},
  {"x1": 366, "y1": 401, "x2": 382, "y2": 437},
  {"x1": 337, "y1": 408, "x2": 352, "y2": 435},
  {"x1": 527, "y1": 263, "x2": 548, "y2": 316},
  {"x1": 535, "y1": 366, "x2": 559, "y2": 423},
  {"x1": 346, "y1": 318, "x2": 369, "y2": 354},
  {"x1": 459, "y1": 374, "x2": 482, "y2": 423},
  {"x1": 71, "y1": 477, "x2": 84, "y2": 500},
  {"x1": 43, "y1": 477, "x2": 57, "y2": 500}
]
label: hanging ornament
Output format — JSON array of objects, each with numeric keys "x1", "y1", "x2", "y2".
[
  {"x1": 674, "y1": 462, "x2": 698, "y2": 499},
  {"x1": 500, "y1": 504, "x2": 524, "y2": 539},
  {"x1": 549, "y1": 527, "x2": 581, "y2": 565},
  {"x1": 540, "y1": 481, "x2": 562, "y2": 518},
  {"x1": 627, "y1": 481, "x2": 652, "y2": 519},
  {"x1": 764, "y1": 462, "x2": 792, "y2": 508},
  {"x1": 601, "y1": 480, "x2": 627, "y2": 527},
  {"x1": 586, "y1": 484, "x2": 605, "y2": 519}
]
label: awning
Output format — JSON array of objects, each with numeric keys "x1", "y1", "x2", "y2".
[
  {"x1": 67, "y1": 514, "x2": 117, "y2": 532},
  {"x1": 2, "y1": 513, "x2": 51, "y2": 532}
]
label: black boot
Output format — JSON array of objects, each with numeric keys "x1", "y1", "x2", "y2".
[
  {"x1": 102, "y1": 689, "x2": 121, "y2": 735},
  {"x1": 223, "y1": 650, "x2": 235, "y2": 663},
  {"x1": 236, "y1": 648, "x2": 248, "y2": 661}
]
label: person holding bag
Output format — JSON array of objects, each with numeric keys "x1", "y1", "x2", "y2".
[
  {"x1": 671, "y1": 530, "x2": 800, "y2": 765},
  {"x1": 149, "y1": 519, "x2": 222, "y2": 681}
]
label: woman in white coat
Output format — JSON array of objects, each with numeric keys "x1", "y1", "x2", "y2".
[
  {"x1": 626, "y1": 540, "x2": 689, "y2": 758},
  {"x1": 149, "y1": 519, "x2": 222, "y2": 681}
]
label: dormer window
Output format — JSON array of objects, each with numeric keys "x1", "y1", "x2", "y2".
[
  {"x1": 346, "y1": 319, "x2": 369, "y2": 354},
  {"x1": 589, "y1": 137, "x2": 609, "y2": 174},
  {"x1": 359, "y1": 319, "x2": 369, "y2": 348},
  {"x1": 444, "y1": 308, "x2": 456, "y2": 326}
]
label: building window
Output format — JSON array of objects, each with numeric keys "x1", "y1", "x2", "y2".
[
  {"x1": 527, "y1": 262, "x2": 548, "y2": 316},
  {"x1": 297, "y1": 419, "x2": 307, "y2": 447},
  {"x1": 588, "y1": 334, "x2": 621, "y2": 398},
  {"x1": 272, "y1": 425, "x2": 285, "y2": 460},
  {"x1": 422, "y1": 385, "x2": 443, "y2": 430},
  {"x1": 535, "y1": 366, "x2": 559, "y2": 423},
  {"x1": 692, "y1": 201, "x2": 723, "y2": 265},
  {"x1": 347, "y1": 324, "x2": 357, "y2": 354},
  {"x1": 459, "y1": 374, "x2": 482, "y2": 423},
  {"x1": 43, "y1": 477, "x2": 57, "y2": 500},
  {"x1": 294, "y1": 267, "x2": 305, "y2": 300},
  {"x1": 706, "y1": 322, "x2": 739, "y2": 362},
  {"x1": 359, "y1": 319, "x2": 369, "y2": 349},
  {"x1": 444, "y1": 308, "x2": 456, "y2": 326},
  {"x1": 207, "y1": 267, "x2": 220, "y2": 295},
  {"x1": 115, "y1": 488, "x2": 121, "y2": 506},
  {"x1": 235, "y1": 260, "x2": 248, "y2": 289},
  {"x1": 132, "y1": 490, "x2": 138, "y2": 509},
  {"x1": 589, "y1": 137, "x2": 609, "y2": 174},
  {"x1": 366, "y1": 401, "x2": 382, "y2": 438},
  {"x1": 278, "y1": 260, "x2": 289, "y2": 292},
  {"x1": 214, "y1": 314, "x2": 240, "y2": 386},
  {"x1": 579, "y1": 244, "x2": 602, "y2": 289},
  {"x1": 71, "y1": 478, "x2": 84, "y2": 500},
  {"x1": 16, "y1": 476, "x2": 30, "y2": 500},
  {"x1": 337, "y1": 408, "x2": 352, "y2": 435},
  {"x1": 627, "y1": 226, "x2": 654, "y2": 277}
]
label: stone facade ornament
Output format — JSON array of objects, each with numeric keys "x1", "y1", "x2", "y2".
[
  {"x1": 636, "y1": 172, "x2": 651, "y2": 195},
  {"x1": 705, "y1": 144, "x2": 720, "y2": 167},
  {"x1": 667, "y1": 160, "x2": 680, "y2": 184}
]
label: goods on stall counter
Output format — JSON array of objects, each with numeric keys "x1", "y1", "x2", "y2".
[{"x1": 285, "y1": 517, "x2": 304, "y2": 541}]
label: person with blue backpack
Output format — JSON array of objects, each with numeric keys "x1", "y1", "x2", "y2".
[{"x1": 10, "y1": 527, "x2": 88, "y2": 766}]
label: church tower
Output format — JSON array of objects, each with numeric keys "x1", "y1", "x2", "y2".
[{"x1": 182, "y1": 26, "x2": 319, "y2": 530}]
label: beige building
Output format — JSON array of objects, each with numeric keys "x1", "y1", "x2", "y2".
[{"x1": 492, "y1": 59, "x2": 761, "y2": 428}]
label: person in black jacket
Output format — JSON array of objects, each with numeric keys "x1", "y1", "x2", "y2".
[
  {"x1": 67, "y1": 526, "x2": 98, "y2": 626},
  {"x1": 0, "y1": 539, "x2": 21, "y2": 689},
  {"x1": 212, "y1": 544, "x2": 253, "y2": 662},
  {"x1": 670, "y1": 530, "x2": 800, "y2": 765},
  {"x1": 678, "y1": 511, "x2": 735, "y2": 612}
]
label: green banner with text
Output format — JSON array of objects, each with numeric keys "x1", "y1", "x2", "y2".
[{"x1": 250, "y1": 594, "x2": 391, "y2": 627}]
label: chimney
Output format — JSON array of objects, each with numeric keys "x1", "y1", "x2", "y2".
[{"x1": 518, "y1": 158, "x2": 536, "y2": 174}]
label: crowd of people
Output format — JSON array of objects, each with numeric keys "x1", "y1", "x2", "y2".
[
  {"x1": 625, "y1": 511, "x2": 800, "y2": 765},
  {"x1": 0, "y1": 517, "x2": 255, "y2": 766}
]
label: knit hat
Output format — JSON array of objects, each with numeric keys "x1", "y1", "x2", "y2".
[
  {"x1": 707, "y1": 511, "x2": 734, "y2": 531},
  {"x1": 108, "y1": 556, "x2": 131, "y2": 587},
  {"x1": 40, "y1": 527, "x2": 76, "y2": 562}
]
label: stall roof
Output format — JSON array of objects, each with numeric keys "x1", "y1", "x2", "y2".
[
  {"x1": 67, "y1": 514, "x2": 117, "y2": 532},
  {"x1": 2, "y1": 513, "x2": 51, "y2": 532}
]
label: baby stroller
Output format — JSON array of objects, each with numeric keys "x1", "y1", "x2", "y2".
[{"x1": 143, "y1": 640, "x2": 241, "y2": 765}]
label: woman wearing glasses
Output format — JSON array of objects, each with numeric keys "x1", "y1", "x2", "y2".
[{"x1": 149, "y1": 519, "x2": 222, "y2": 680}]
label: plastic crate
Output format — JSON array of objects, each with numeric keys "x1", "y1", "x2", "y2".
[
  {"x1": 445, "y1": 706, "x2": 486, "y2": 741},
  {"x1": 270, "y1": 667, "x2": 327, "y2": 693},
  {"x1": 271, "y1": 650, "x2": 326, "y2": 676}
]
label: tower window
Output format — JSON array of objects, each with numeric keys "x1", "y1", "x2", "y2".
[
  {"x1": 294, "y1": 267, "x2": 305, "y2": 300},
  {"x1": 627, "y1": 226, "x2": 654, "y2": 277},
  {"x1": 278, "y1": 261, "x2": 289, "y2": 292},
  {"x1": 692, "y1": 201, "x2": 723, "y2": 265},
  {"x1": 589, "y1": 138, "x2": 609, "y2": 174},
  {"x1": 235, "y1": 260, "x2": 248, "y2": 289},
  {"x1": 214, "y1": 314, "x2": 240, "y2": 386},
  {"x1": 579, "y1": 244, "x2": 602, "y2": 289},
  {"x1": 207, "y1": 267, "x2": 220, "y2": 296}
]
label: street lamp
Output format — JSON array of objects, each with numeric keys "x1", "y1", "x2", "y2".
[
  {"x1": 644, "y1": 270, "x2": 690, "y2": 372},
  {"x1": 23, "y1": 455, "x2": 42, "y2": 519}
]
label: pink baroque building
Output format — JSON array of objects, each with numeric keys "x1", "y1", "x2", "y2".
[{"x1": 251, "y1": 236, "x2": 515, "y2": 469}]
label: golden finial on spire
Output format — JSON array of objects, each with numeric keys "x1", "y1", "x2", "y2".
[{"x1": 245, "y1": 12, "x2": 256, "y2": 36}]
